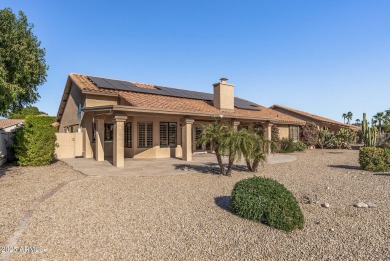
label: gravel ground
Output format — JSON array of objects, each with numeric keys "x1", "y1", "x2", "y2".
[
  {"x1": 0, "y1": 161, "x2": 82, "y2": 247},
  {"x1": 3, "y1": 150, "x2": 390, "y2": 260}
]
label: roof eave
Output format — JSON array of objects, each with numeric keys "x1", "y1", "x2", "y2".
[{"x1": 83, "y1": 105, "x2": 288, "y2": 122}]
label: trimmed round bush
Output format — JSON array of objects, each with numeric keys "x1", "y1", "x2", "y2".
[{"x1": 231, "y1": 177, "x2": 304, "y2": 232}]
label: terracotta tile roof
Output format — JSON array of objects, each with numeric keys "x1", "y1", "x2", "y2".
[
  {"x1": 0, "y1": 119, "x2": 24, "y2": 129},
  {"x1": 63, "y1": 74, "x2": 305, "y2": 124},
  {"x1": 270, "y1": 104, "x2": 360, "y2": 130}
]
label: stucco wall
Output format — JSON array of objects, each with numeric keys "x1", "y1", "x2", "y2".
[
  {"x1": 86, "y1": 114, "x2": 183, "y2": 159},
  {"x1": 84, "y1": 94, "x2": 118, "y2": 107},
  {"x1": 59, "y1": 83, "x2": 83, "y2": 132}
]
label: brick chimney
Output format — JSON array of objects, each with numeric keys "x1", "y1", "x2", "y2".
[{"x1": 213, "y1": 78, "x2": 234, "y2": 111}]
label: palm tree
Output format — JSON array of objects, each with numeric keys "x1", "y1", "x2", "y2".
[
  {"x1": 373, "y1": 112, "x2": 385, "y2": 133},
  {"x1": 197, "y1": 121, "x2": 228, "y2": 175},
  {"x1": 346, "y1": 111, "x2": 353, "y2": 124},
  {"x1": 342, "y1": 113, "x2": 347, "y2": 124},
  {"x1": 355, "y1": 119, "x2": 361, "y2": 125},
  {"x1": 239, "y1": 129, "x2": 267, "y2": 172}
]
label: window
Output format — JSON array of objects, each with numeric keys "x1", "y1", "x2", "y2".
[
  {"x1": 77, "y1": 103, "x2": 82, "y2": 119},
  {"x1": 125, "y1": 122, "x2": 132, "y2": 148},
  {"x1": 160, "y1": 122, "x2": 177, "y2": 147},
  {"x1": 105, "y1": 124, "x2": 113, "y2": 141},
  {"x1": 138, "y1": 122, "x2": 153, "y2": 148},
  {"x1": 289, "y1": 126, "x2": 299, "y2": 141},
  {"x1": 92, "y1": 122, "x2": 96, "y2": 142}
]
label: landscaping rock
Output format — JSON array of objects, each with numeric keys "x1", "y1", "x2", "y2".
[
  {"x1": 354, "y1": 202, "x2": 368, "y2": 208},
  {"x1": 322, "y1": 203, "x2": 330, "y2": 208},
  {"x1": 366, "y1": 202, "x2": 377, "y2": 208}
]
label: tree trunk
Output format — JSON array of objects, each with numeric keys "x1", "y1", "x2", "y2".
[
  {"x1": 226, "y1": 152, "x2": 235, "y2": 176},
  {"x1": 215, "y1": 148, "x2": 225, "y2": 175},
  {"x1": 252, "y1": 160, "x2": 260, "y2": 172},
  {"x1": 245, "y1": 158, "x2": 253, "y2": 172}
]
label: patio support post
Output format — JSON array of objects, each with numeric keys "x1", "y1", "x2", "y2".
[
  {"x1": 263, "y1": 122, "x2": 273, "y2": 154},
  {"x1": 113, "y1": 115, "x2": 127, "y2": 167},
  {"x1": 83, "y1": 113, "x2": 93, "y2": 158},
  {"x1": 233, "y1": 121, "x2": 240, "y2": 131},
  {"x1": 183, "y1": 119, "x2": 194, "y2": 161},
  {"x1": 95, "y1": 117, "x2": 105, "y2": 161}
]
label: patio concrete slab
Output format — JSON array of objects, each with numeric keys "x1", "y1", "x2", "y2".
[{"x1": 61, "y1": 153, "x2": 296, "y2": 177}]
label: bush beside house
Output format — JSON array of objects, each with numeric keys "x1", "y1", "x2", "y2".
[
  {"x1": 359, "y1": 147, "x2": 390, "y2": 172},
  {"x1": 13, "y1": 115, "x2": 57, "y2": 166}
]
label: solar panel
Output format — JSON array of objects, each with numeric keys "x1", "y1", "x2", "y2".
[{"x1": 87, "y1": 76, "x2": 260, "y2": 110}]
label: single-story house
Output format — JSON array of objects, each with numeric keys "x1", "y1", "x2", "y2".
[
  {"x1": 270, "y1": 104, "x2": 360, "y2": 132},
  {"x1": 56, "y1": 74, "x2": 305, "y2": 167},
  {"x1": 0, "y1": 119, "x2": 24, "y2": 166}
]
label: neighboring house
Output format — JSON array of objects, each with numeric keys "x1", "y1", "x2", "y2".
[
  {"x1": 0, "y1": 119, "x2": 24, "y2": 166},
  {"x1": 56, "y1": 74, "x2": 305, "y2": 167},
  {"x1": 270, "y1": 104, "x2": 360, "y2": 132}
]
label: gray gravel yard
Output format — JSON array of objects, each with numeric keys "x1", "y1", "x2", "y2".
[{"x1": 2, "y1": 150, "x2": 390, "y2": 260}]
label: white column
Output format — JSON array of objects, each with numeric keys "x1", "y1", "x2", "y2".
[
  {"x1": 95, "y1": 117, "x2": 105, "y2": 161},
  {"x1": 113, "y1": 115, "x2": 127, "y2": 167},
  {"x1": 183, "y1": 119, "x2": 194, "y2": 161}
]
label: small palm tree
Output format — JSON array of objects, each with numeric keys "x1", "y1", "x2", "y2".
[
  {"x1": 342, "y1": 113, "x2": 347, "y2": 124},
  {"x1": 197, "y1": 121, "x2": 228, "y2": 175},
  {"x1": 355, "y1": 119, "x2": 361, "y2": 125},
  {"x1": 346, "y1": 111, "x2": 353, "y2": 124},
  {"x1": 373, "y1": 112, "x2": 385, "y2": 133},
  {"x1": 239, "y1": 129, "x2": 267, "y2": 172}
]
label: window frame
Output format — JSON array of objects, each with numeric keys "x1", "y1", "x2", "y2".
[
  {"x1": 160, "y1": 122, "x2": 177, "y2": 148},
  {"x1": 125, "y1": 122, "x2": 132, "y2": 148},
  {"x1": 138, "y1": 122, "x2": 153, "y2": 148}
]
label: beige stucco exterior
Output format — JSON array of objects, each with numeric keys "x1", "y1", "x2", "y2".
[
  {"x1": 213, "y1": 79, "x2": 235, "y2": 112},
  {"x1": 55, "y1": 76, "x2": 304, "y2": 167}
]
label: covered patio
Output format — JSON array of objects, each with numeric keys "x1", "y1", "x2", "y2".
[
  {"x1": 61, "y1": 153, "x2": 297, "y2": 176},
  {"x1": 82, "y1": 106, "x2": 277, "y2": 168}
]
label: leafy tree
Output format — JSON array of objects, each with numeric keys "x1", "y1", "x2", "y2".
[
  {"x1": 373, "y1": 112, "x2": 385, "y2": 133},
  {"x1": 9, "y1": 106, "x2": 46, "y2": 119},
  {"x1": 0, "y1": 8, "x2": 48, "y2": 116}
]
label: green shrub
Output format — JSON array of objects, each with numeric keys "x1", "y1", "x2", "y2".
[
  {"x1": 279, "y1": 138, "x2": 295, "y2": 153},
  {"x1": 359, "y1": 147, "x2": 390, "y2": 172},
  {"x1": 231, "y1": 177, "x2": 304, "y2": 232},
  {"x1": 13, "y1": 115, "x2": 57, "y2": 166},
  {"x1": 293, "y1": 140, "x2": 307, "y2": 151},
  {"x1": 317, "y1": 129, "x2": 334, "y2": 149},
  {"x1": 278, "y1": 138, "x2": 306, "y2": 153},
  {"x1": 333, "y1": 128, "x2": 354, "y2": 149}
]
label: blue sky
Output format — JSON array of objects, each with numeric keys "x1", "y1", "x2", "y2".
[{"x1": 1, "y1": 0, "x2": 389, "y2": 122}]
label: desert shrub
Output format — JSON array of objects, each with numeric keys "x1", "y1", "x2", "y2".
[
  {"x1": 279, "y1": 138, "x2": 295, "y2": 153},
  {"x1": 231, "y1": 177, "x2": 304, "y2": 232},
  {"x1": 293, "y1": 140, "x2": 307, "y2": 151},
  {"x1": 333, "y1": 128, "x2": 354, "y2": 149},
  {"x1": 359, "y1": 147, "x2": 390, "y2": 172},
  {"x1": 279, "y1": 138, "x2": 306, "y2": 153},
  {"x1": 300, "y1": 122, "x2": 319, "y2": 147},
  {"x1": 13, "y1": 115, "x2": 57, "y2": 166},
  {"x1": 317, "y1": 129, "x2": 334, "y2": 149}
]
